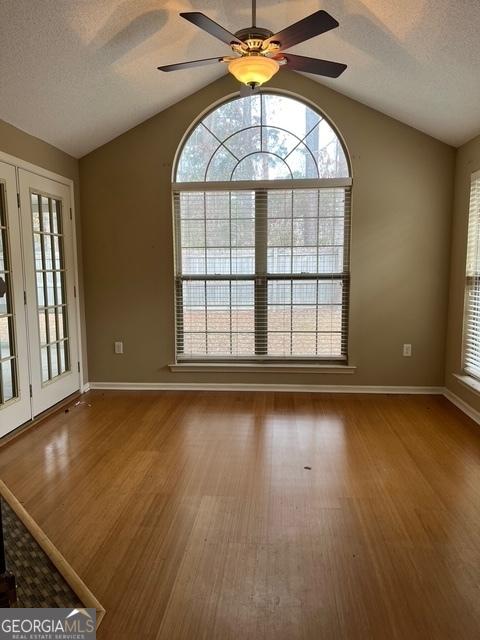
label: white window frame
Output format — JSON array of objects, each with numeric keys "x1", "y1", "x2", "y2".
[
  {"x1": 462, "y1": 169, "x2": 480, "y2": 382},
  {"x1": 172, "y1": 94, "x2": 352, "y2": 367}
]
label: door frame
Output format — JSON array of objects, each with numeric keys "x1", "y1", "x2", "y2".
[{"x1": 0, "y1": 150, "x2": 85, "y2": 393}]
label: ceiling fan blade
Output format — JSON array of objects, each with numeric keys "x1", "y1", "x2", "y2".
[
  {"x1": 265, "y1": 10, "x2": 339, "y2": 51},
  {"x1": 280, "y1": 53, "x2": 347, "y2": 78},
  {"x1": 158, "y1": 57, "x2": 225, "y2": 72},
  {"x1": 180, "y1": 12, "x2": 245, "y2": 47}
]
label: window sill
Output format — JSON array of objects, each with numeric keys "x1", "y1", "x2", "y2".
[
  {"x1": 169, "y1": 363, "x2": 356, "y2": 374},
  {"x1": 453, "y1": 373, "x2": 480, "y2": 396}
]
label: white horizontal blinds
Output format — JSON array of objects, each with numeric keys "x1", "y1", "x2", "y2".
[
  {"x1": 174, "y1": 186, "x2": 350, "y2": 360},
  {"x1": 464, "y1": 170, "x2": 480, "y2": 379}
]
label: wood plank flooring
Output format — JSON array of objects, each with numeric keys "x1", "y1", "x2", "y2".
[{"x1": 0, "y1": 391, "x2": 479, "y2": 639}]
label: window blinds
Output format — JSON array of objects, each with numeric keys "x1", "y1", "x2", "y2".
[
  {"x1": 464, "y1": 170, "x2": 480, "y2": 379},
  {"x1": 173, "y1": 183, "x2": 351, "y2": 361}
]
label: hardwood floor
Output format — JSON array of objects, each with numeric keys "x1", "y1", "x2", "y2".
[{"x1": 0, "y1": 391, "x2": 479, "y2": 639}]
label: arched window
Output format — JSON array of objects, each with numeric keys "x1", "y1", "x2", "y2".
[{"x1": 173, "y1": 93, "x2": 351, "y2": 362}]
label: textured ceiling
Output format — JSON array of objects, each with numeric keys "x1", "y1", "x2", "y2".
[{"x1": 1, "y1": 0, "x2": 480, "y2": 158}]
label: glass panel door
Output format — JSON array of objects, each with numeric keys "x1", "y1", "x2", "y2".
[
  {"x1": 0, "y1": 161, "x2": 31, "y2": 436},
  {"x1": 31, "y1": 194, "x2": 70, "y2": 383},
  {"x1": 19, "y1": 170, "x2": 79, "y2": 416}
]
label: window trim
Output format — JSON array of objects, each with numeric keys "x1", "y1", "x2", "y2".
[
  {"x1": 462, "y1": 169, "x2": 480, "y2": 382},
  {"x1": 169, "y1": 362, "x2": 356, "y2": 374},
  {"x1": 172, "y1": 93, "x2": 352, "y2": 365},
  {"x1": 173, "y1": 178, "x2": 352, "y2": 191}
]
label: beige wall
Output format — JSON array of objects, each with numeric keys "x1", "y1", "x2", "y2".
[
  {"x1": 445, "y1": 134, "x2": 480, "y2": 407},
  {"x1": 80, "y1": 71, "x2": 455, "y2": 387},
  {"x1": 0, "y1": 119, "x2": 88, "y2": 380}
]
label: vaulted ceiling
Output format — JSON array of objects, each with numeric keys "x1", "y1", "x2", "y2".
[{"x1": 1, "y1": 0, "x2": 480, "y2": 158}]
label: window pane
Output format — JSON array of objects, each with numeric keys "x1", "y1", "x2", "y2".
[
  {"x1": 262, "y1": 127, "x2": 299, "y2": 157},
  {"x1": 268, "y1": 306, "x2": 291, "y2": 332},
  {"x1": 34, "y1": 233, "x2": 43, "y2": 270},
  {"x1": 0, "y1": 273, "x2": 10, "y2": 315},
  {"x1": 41, "y1": 346, "x2": 49, "y2": 382},
  {"x1": 203, "y1": 95, "x2": 261, "y2": 140},
  {"x1": 183, "y1": 333, "x2": 207, "y2": 356},
  {"x1": 231, "y1": 220, "x2": 254, "y2": 247},
  {"x1": 268, "y1": 247, "x2": 292, "y2": 273},
  {"x1": 206, "y1": 249, "x2": 230, "y2": 275},
  {"x1": 207, "y1": 333, "x2": 231, "y2": 355},
  {"x1": 231, "y1": 192, "x2": 255, "y2": 219},
  {"x1": 206, "y1": 148, "x2": 237, "y2": 181},
  {"x1": 231, "y1": 248, "x2": 254, "y2": 274},
  {"x1": 31, "y1": 194, "x2": 40, "y2": 231},
  {"x1": 305, "y1": 120, "x2": 349, "y2": 178},
  {"x1": 182, "y1": 249, "x2": 205, "y2": 275},
  {"x1": 179, "y1": 192, "x2": 204, "y2": 219},
  {"x1": 1, "y1": 359, "x2": 15, "y2": 403},
  {"x1": 38, "y1": 310, "x2": 48, "y2": 345},
  {"x1": 40, "y1": 196, "x2": 50, "y2": 233},
  {"x1": 176, "y1": 124, "x2": 219, "y2": 182},
  {"x1": 262, "y1": 94, "x2": 320, "y2": 139},
  {"x1": 286, "y1": 145, "x2": 319, "y2": 179},
  {"x1": 50, "y1": 342, "x2": 59, "y2": 378},
  {"x1": 268, "y1": 219, "x2": 292, "y2": 246},
  {"x1": 292, "y1": 333, "x2": 317, "y2": 356},
  {"x1": 292, "y1": 306, "x2": 317, "y2": 331},
  {"x1": 0, "y1": 316, "x2": 12, "y2": 358},
  {"x1": 0, "y1": 232, "x2": 5, "y2": 272},
  {"x1": 59, "y1": 340, "x2": 67, "y2": 374},
  {"x1": 293, "y1": 247, "x2": 317, "y2": 273},
  {"x1": 205, "y1": 192, "x2": 229, "y2": 219},
  {"x1": 181, "y1": 220, "x2": 205, "y2": 247},
  {"x1": 206, "y1": 220, "x2": 229, "y2": 247},
  {"x1": 224, "y1": 127, "x2": 261, "y2": 159},
  {"x1": 232, "y1": 153, "x2": 291, "y2": 181}
]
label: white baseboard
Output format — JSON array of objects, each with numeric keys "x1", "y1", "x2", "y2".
[
  {"x1": 443, "y1": 388, "x2": 480, "y2": 425},
  {"x1": 88, "y1": 381, "x2": 443, "y2": 395},
  {"x1": 84, "y1": 381, "x2": 480, "y2": 425}
]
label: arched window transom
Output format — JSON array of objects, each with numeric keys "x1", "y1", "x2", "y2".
[
  {"x1": 176, "y1": 94, "x2": 349, "y2": 182},
  {"x1": 173, "y1": 93, "x2": 352, "y2": 363}
]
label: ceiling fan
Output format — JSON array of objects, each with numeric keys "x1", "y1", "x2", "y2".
[{"x1": 158, "y1": 1, "x2": 347, "y2": 92}]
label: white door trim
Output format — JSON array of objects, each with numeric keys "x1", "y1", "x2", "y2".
[{"x1": 0, "y1": 151, "x2": 85, "y2": 392}]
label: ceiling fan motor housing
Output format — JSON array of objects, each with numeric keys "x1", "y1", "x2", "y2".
[{"x1": 233, "y1": 27, "x2": 279, "y2": 54}]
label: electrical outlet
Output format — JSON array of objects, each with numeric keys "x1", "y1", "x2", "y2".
[
  {"x1": 114, "y1": 341, "x2": 123, "y2": 354},
  {"x1": 403, "y1": 343, "x2": 412, "y2": 357}
]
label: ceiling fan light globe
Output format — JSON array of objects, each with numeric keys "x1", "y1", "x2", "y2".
[{"x1": 228, "y1": 55, "x2": 279, "y2": 87}]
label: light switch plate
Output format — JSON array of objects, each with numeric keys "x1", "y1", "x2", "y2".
[
  {"x1": 114, "y1": 341, "x2": 123, "y2": 354},
  {"x1": 403, "y1": 343, "x2": 412, "y2": 357}
]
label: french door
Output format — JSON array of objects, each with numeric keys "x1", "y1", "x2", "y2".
[
  {"x1": 0, "y1": 162, "x2": 80, "y2": 436},
  {"x1": 0, "y1": 162, "x2": 30, "y2": 435},
  {"x1": 19, "y1": 170, "x2": 80, "y2": 416}
]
